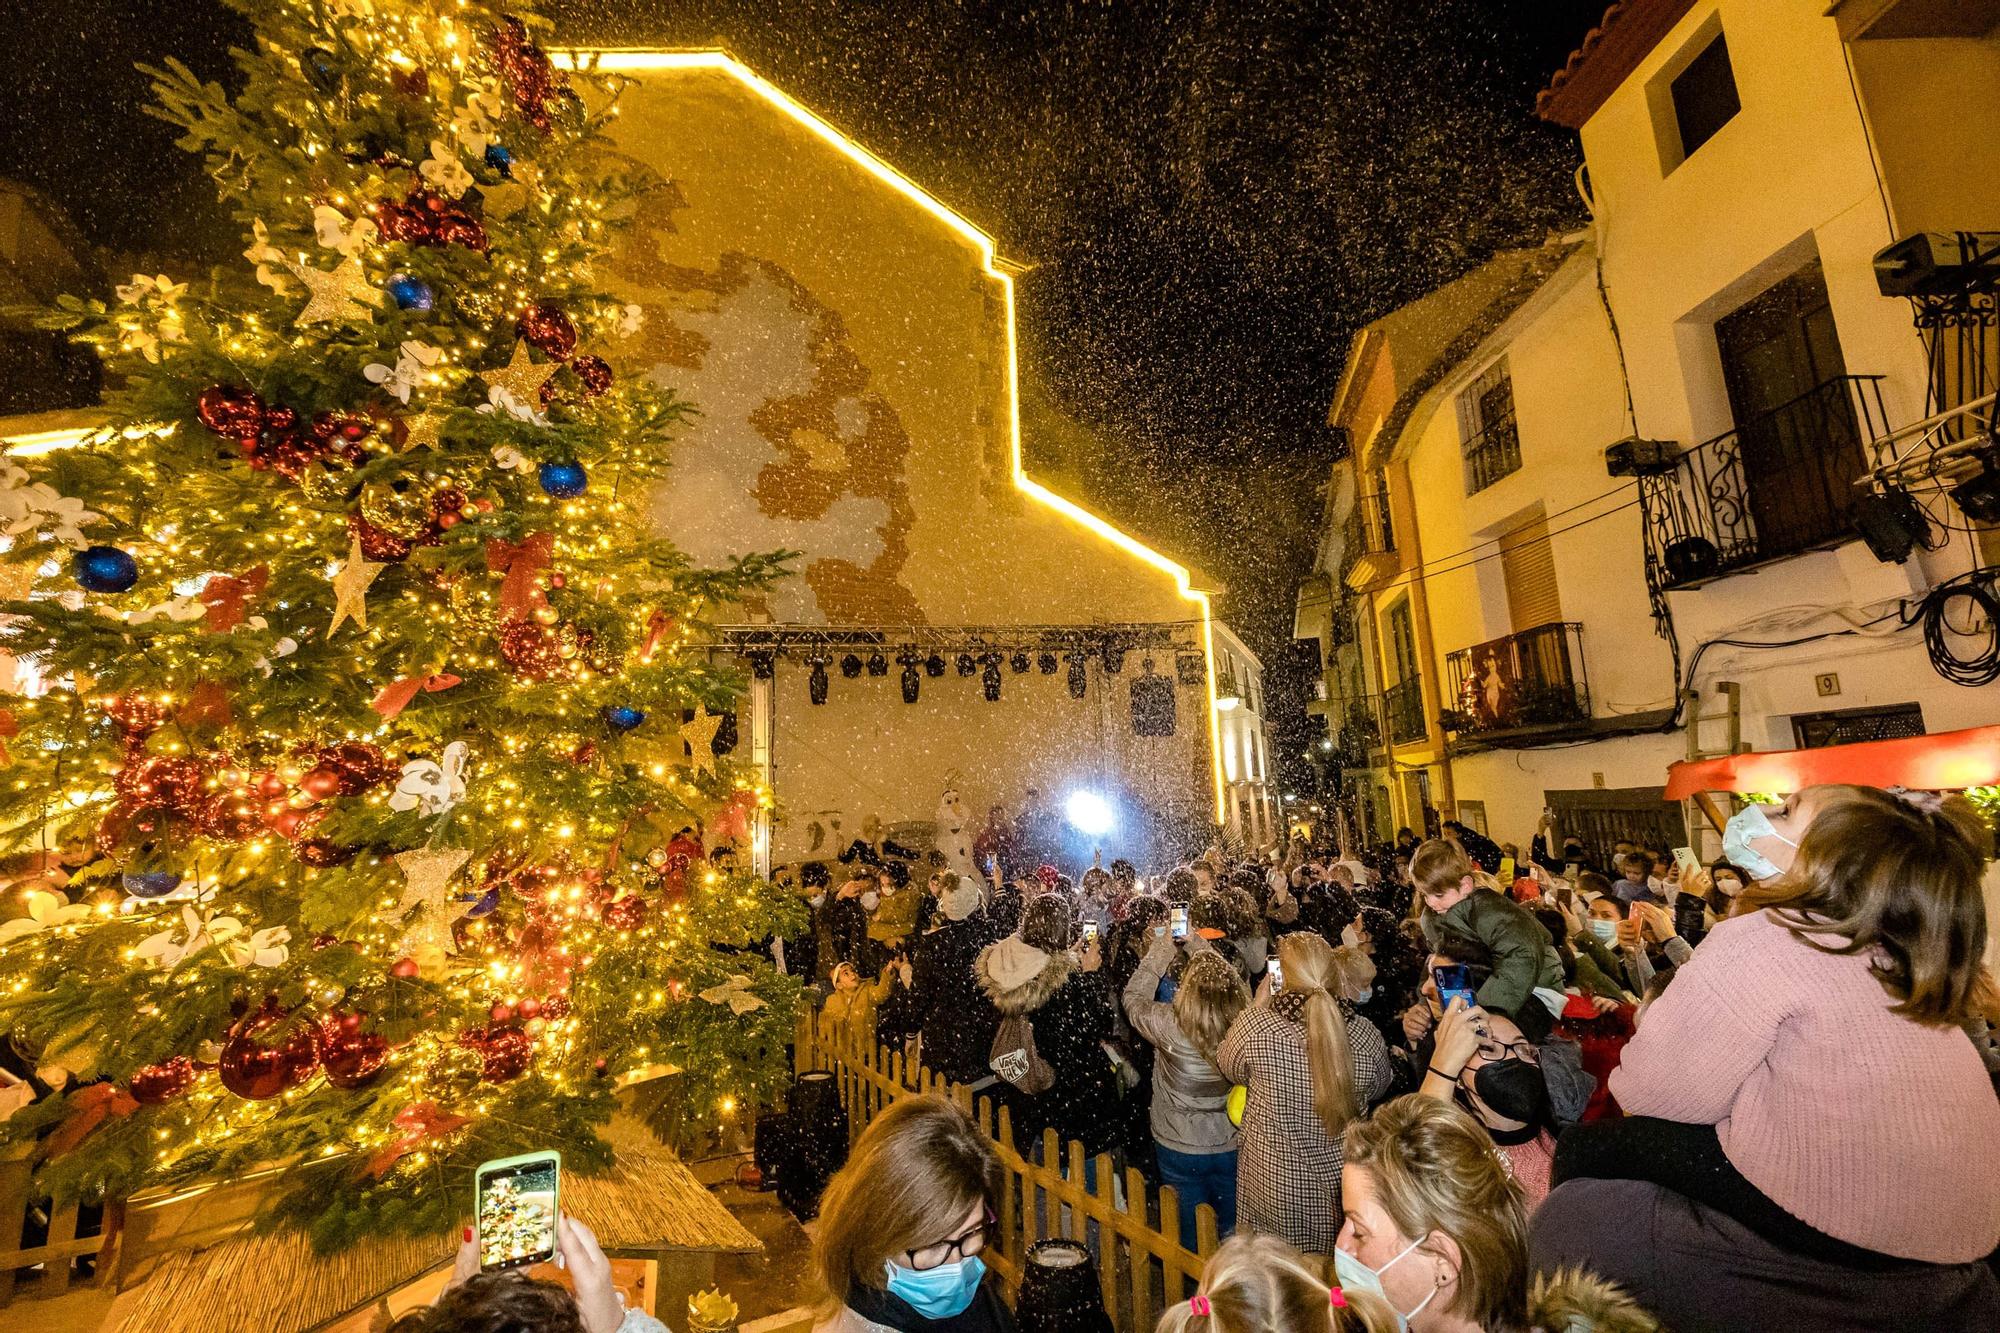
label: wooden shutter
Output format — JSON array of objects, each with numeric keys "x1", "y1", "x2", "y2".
[{"x1": 1499, "y1": 517, "x2": 1561, "y2": 632}]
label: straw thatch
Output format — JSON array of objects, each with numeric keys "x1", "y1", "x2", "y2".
[{"x1": 108, "y1": 1124, "x2": 757, "y2": 1333}]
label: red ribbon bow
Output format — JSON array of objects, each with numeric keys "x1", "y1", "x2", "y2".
[
  {"x1": 0, "y1": 708, "x2": 16, "y2": 766},
  {"x1": 200, "y1": 566, "x2": 270, "y2": 633},
  {"x1": 41, "y1": 1083, "x2": 140, "y2": 1161},
  {"x1": 372, "y1": 672, "x2": 463, "y2": 719},
  {"x1": 365, "y1": 1100, "x2": 471, "y2": 1178},
  {"x1": 709, "y1": 789, "x2": 758, "y2": 845},
  {"x1": 640, "y1": 609, "x2": 675, "y2": 662},
  {"x1": 484, "y1": 533, "x2": 554, "y2": 621}
]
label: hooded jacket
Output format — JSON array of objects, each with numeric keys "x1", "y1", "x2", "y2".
[
  {"x1": 975, "y1": 934, "x2": 1118, "y2": 1155},
  {"x1": 1527, "y1": 1266, "x2": 1662, "y2": 1333}
]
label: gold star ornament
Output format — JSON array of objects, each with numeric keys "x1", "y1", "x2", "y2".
[
  {"x1": 481, "y1": 340, "x2": 559, "y2": 405},
  {"x1": 392, "y1": 846, "x2": 472, "y2": 956},
  {"x1": 680, "y1": 705, "x2": 722, "y2": 777},
  {"x1": 329, "y1": 536, "x2": 385, "y2": 635},
  {"x1": 287, "y1": 256, "x2": 382, "y2": 327},
  {"x1": 398, "y1": 411, "x2": 444, "y2": 453}
]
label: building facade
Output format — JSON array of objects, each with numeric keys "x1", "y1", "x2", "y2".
[
  {"x1": 1211, "y1": 620, "x2": 1280, "y2": 851},
  {"x1": 1299, "y1": 0, "x2": 2000, "y2": 863}
]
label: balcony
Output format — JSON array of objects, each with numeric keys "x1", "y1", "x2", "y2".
[
  {"x1": 1384, "y1": 676, "x2": 1427, "y2": 746},
  {"x1": 1343, "y1": 489, "x2": 1398, "y2": 590},
  {"x1": 1463, "y1": 406, "x2": 1522, "y2": 495},
  {"x1": 1442, "y1": 622, "x2": 1590, "y2": 743},
  {"x1": 1639, "y1": 375, "x2": 1890, "y2": 591},
  {"x1": 1334, "y1": 699, "x2": 1381, "y2": 765}
]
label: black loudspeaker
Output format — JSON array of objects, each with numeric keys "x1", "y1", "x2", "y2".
[
  {"x1": 1017, "y1": 1239, "x2": 1114, "y2": 1333},
  {"x1": 753, "y1": 1111, "x2": 790, "y2": 1185},
  {"x1": 1131, "y1": 665, "x2": 1177, "y2": 737},
  {"x1": 1851, "y1": 488, "x2": 1929, "y2": 564},
  {"x1": 776, "y1": 1070, "x2": 849, "y2": 1221},
  {"x1": 1661, "y1": 536, "x2": 1720, "y2": 586}
]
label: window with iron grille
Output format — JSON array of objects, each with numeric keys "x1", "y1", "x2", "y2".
[
  {"x1": 1459, "y1": 359, "x2": 1521, "y2": 494},
  {"x1": 1791, "y1": 703, "x2": 1924, "y2": 750}
]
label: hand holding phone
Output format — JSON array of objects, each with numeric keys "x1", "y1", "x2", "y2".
[
  {"x1": 477, "y1": 1150, "x2": 561, "y2": 1271},
  {"x1": 1081, "y1": 920, "x2": 1099, "y2": 946},
  {"x1": 1267, "y1": 956, "x2": 1285, "y2": 993},
  {"x1": 1170, "y1": 906, "x2": 1188, "y2": 941},
  {"x1": 1431, "y1": 963, "x2": 1477, "y2": 1012}
]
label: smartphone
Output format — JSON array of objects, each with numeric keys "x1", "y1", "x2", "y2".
[
  {"x1": 1563, "y1": 862, "x2": 1580, "y2": 881},
  {"x1": 1674, "y1": 892, "x2": 1708, "y2": 947},
  {"x1": 1497, "y1": 856, "x2": 1516, "y2": 884},
  {"x1": 1268, "y1": 957, "x2": 1284, "y2": 993},
  {"x1": 1672, "y1": 846, "x2": 1701, "y2": 879},
  {"x1": 1170, "y1": 905, "x2": 1188, "y2": 941},
  {"x1": 1432, "y1": 964, "x2": 1478, "y2": 1012},
  {"x1": 1081, "y1": 920, "x2": 1098, "y2": 946},
  {"x1": 476, "y1": 1150, "x2": 561, "y2": 1272}
]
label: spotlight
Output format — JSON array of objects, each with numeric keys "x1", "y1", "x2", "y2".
[
  {"x1": 1037, "y1": 651, "x2": 1058, "y2": 675},
  {"x1": 956, "y1": 653, "x2": 977, "y2": 677},
  {"x1": 840, "y1": 653, "x2": 864, "y2": 678},
  {"x1": 1102, "y1": 644, "x2": 1126, "y2": 674},
  {"x1": 1952, "y1": 452, "x2": 2000, "y2": 524},
  {"x1": 748, "y1": 650, "x2": 775, "y2": 680},
  {"x1": 866, "y1": 651, "x2": 888, "y2": 677},
  {"x1": 1852, "y1": 486, "x2": 1929, "y2": 564},
  {"x1": 1065, "y1": 790, "x2": 1114, "y2": 837},
  {"x1": 808, "y1": 656, "x2": 829, "y2": 706},
  {"x1": 925, "y1": 653, "x2": 947, "y2": 678},
  {"x1": 1010, "y1": 651, "x2": 1031, "y2": 674},
  {"x1": 900, "y1": 660, "x2": 920, "y2": 704},
  {"x1": 1066, "y1": 651, "x2": 1088, "y2": 699},
  {"x1": 981, "y1": 657, "x2": 1002, "y2": 701}
]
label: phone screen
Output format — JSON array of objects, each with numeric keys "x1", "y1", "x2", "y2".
[
  {"x1": 1268, "y1": 957, "x2": 1284, "y2": 993},
  {"x1": 1170, "y1": 906, "x2": 1188, "y2": 941},
  {"x1": 1432, "y1": 964, "x2": 1478, "y2": 1012},
  {"x1": 477, "y1": 1152, "x2": 560, "y2": 1271},
  {"x1": 1081, "y1": 921, "x2": 1098, "y2": 945},
  {"x1": 1497, "y1": 856, "x2": 1516, "y2": 883}
]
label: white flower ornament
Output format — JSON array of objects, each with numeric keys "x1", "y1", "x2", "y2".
[
  {"x1": 419, "y1": 140, "x2": 475, "y2": 198},
  {"x1": 313, "y1": 205, "x2": 377, "y2": 256},
  {"x1": 0, "y1": 889, "x2": 93, "y2": 944},
  {"x1": 364, "y1": 340, "x2": 443, "y2": 404},
  {"x1": 389, "y1": 740, "x2": 468, "y2": 817},
  {"x1": 698, "y1": 974, "x2": 769, "y2": 1016}
]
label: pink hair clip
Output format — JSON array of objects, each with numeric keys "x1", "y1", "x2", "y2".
[
  {"x1": 1330, "y1": 1286, "x2": 1347, "y2": 1308},
  {"x1": 1189, "y1": 1294, "x2": 1212, "y2": 1316}
]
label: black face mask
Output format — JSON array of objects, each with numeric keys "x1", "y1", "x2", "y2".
[{"x1": 1469, "y1": 1057, "x2": 1547, "y2": 1132}]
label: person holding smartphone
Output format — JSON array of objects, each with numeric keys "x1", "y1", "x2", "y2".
[{"x1": 410, "y1": 1215, "x2": 666, "y2": 1333}]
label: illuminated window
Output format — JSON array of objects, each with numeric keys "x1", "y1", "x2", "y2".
[{"x1": 1458, "y1": 359, "x2": 1520, "y2": 494}]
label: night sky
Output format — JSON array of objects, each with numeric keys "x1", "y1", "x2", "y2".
[{"x1": 0, "y1": 0, "x2": 1607, "y2": 793}]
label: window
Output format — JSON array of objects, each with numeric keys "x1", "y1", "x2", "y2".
[
  {"x1": 1669, "y1": 31, "x2": 1739, "y2": 163},
  {"x1": 1459, "y1": 359, "x2": 1521, "y2": 494},
  {"x1": 1792, "y1": 703, "x2": 1924, "y2": 750},
  {"x1": 1498, "y1": 516, "x2": 1562, "y2": 632},
  {"x1": 1456, "y1": 799, "x2": 1488, "y2": 836}
]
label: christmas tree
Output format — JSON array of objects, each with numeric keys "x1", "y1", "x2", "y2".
[{"x1": 0, "y1": 0, "x2": 799, "y2": 1250}]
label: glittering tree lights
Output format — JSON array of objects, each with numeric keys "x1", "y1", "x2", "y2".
[{"x1": 0, "y1": 0, "x2": 799, "y2": 1250}]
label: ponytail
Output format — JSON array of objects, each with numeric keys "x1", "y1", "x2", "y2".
[{"x1": 1279, "y1": 933, "x2": 1359, "y2": 1136}]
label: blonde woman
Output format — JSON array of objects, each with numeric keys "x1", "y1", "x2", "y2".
[
  {"x1": 1157, "y1": 1233, "x2": 1398, "y2": 1333},
  {"x1": 1124, "y1": 926, "x2": 1252, "y2": 1248},
  {"x1": 811, "y1": 1095, "x2": 1016, "y2": 1332},
  {"x1": 1217, "y1": 931, "x2": 1392, "y2": 1253}
]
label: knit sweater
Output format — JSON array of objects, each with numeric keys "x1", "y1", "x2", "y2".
[{"x1": 1609, "y1": 908, "x2": 2000, "y2": 1262}]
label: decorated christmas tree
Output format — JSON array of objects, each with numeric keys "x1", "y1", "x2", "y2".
[{"x1": 0, "y1": 0, "x2": 799, "y2": 1250}]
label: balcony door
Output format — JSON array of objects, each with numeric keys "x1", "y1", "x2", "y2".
[{"x1": 1715, "y1": 260, "x2": 1864, "y2": 557}]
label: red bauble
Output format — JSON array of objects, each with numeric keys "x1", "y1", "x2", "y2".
[
  {"x1": 540, "y1": 995, "x2": 571, "y2": 1021},
  {"x1": 197, "y1": 785, "x2": 264, "y2": 842},
  {"x1": 462, "y1": 1025, "x2": 533, "y2": 1083},
  {"x1": 105, "y1": 694, "x2": 167, "y2": 737},
  {"x1": 128, "y1": 1056, "x2": 195, "y2": 1105},
  {"x1": 516, "y1": 302, "x2": 577, "y2": 360},
  {"x1": 295, "y1": 838, "x2": 353, "y2": 867},
  {"x1": 256, "y1": 772, "x2": 288, "y2": 799},
  {"x1": 349, "y1": 512, "x2": 414, "y2": 563},
  {"x1": 314, "y1": 741, "x2": 397, "y2": 794},
  {"x1": 601, "y1": 894, "x2": 648, "y2": 931},
  {"x1": 265, "y1": 806, "x2": 312, "y2": 839},
  {"x1": 299, "y1": 767, "x2": 343, "y2": 801},
  {"x1": 570, "y1": 354, "x2": 613, "y2": 397},
  {"x1": 218, "y1": 1006, "x2": 321, "y2": 1100},
  {"x1": 389, "y1": 956, "x2": 421, "y2": 979},
  {"x1": 515, "y1": 997, "x2": 541, "y2": 1020},
  {"x1": 320, "y1": 1018, "x2": 388, "y2": 1090},
  {"x1": 117, "y1": 755, "x2": 208, "y2": 816},
  {"x1": 197, "y1": 385, "x2": 267, "y2": 441},
  {"x1": 498, "y1": 620, "x2": 567, "y2": 681}
]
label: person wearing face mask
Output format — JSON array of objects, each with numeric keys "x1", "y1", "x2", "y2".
[
  {"x1": 1338, "y1": 1095, "x2": 1659, "y2": 1333},
  {"x1": 1416, "y1": 999, "x2": 1559, "y2": 1206},
  {"x1": 1534, "y1": 786, "x2": 2000, "y2": 1330},
  {"x1": 811, "y1": 1095, "x2": 1015, "y2": 1332},
  {"x1": 877, "y1": 877, "x2": 1001, "y2": 1089}
]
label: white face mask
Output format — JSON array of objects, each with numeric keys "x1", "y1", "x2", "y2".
[
  {"x1": 1333, "y1": 1236, "x2": 1439, "y2": 1331},
  {"x1": 808, "y1": 893, "x2": 826, "y2": 908}
]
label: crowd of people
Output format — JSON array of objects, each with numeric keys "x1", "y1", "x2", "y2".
[{"x1": 395, "y1": 784, "x2": 2000, "y2": 1333}]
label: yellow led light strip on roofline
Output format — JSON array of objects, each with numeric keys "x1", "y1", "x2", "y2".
[{"x1": 561, "y1": 49, "x2": 1228, "y2": 825}]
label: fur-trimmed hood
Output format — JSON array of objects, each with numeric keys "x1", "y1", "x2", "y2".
[
  {"x1": 975, "y1": 934, "x2": 1074, "y2": 1015},
  {"x1": 1528, "y1": 1266, "x2": 1661, "y2": 1333}
]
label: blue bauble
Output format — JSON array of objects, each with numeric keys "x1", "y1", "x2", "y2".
[
  {"x1": 458, "y1": 885, "x2": 501, "y2": 919},
  {"x1": 123, "y1": 871, "x2": 183, "y2": 899},
  {"x1": 603, "y1": 705, "x2": 646, "y2": 732},
  {"x1": 74, "y1": 545, "x2": 138, "y2": 593},
  {"x1": 539, "y1": 461, "x2": 588, "y2": 498},
  {"x1": 485, "y1": 143, "x2": 514, "y2": 176},
  {"x1": 302, "y1": 47, "x2": 341, "y2": 93},
  {"x1": 386, "y1": 273, "x2": 434, "y2": 312}
]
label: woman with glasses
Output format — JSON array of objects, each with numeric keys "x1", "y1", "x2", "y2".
[{"x1": 811, "y1": 1094, "x2": 1016, "y2": 1332}]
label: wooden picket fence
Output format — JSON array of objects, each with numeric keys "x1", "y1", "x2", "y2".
[
  {"x1": 794, "y1": 1017, "x2": 1218, "y2": 1331},
  {"x1": 0, "y1": 1139, "x2": 117, "y2": 1309}
]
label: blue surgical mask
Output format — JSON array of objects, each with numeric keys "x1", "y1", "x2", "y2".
[
  {"x1": 1588, "y1": 918, "x2": 1618, "y2": 945},
  {"x1": 1722, "y1": 805, "x2": 1796, "y2": 883},
  {"x1": 884, "y1": 1254, "x2": 986, "y2": 1319},
  {"x1": 1333, "y1": 1238, "x2": 1437, "y2": 1332},
  {"x1": 1355, "y1": 986, "x2": 1374, "y2": 1005}
]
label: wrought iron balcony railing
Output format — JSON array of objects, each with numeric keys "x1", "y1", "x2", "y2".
[
  {"x1": 1345, "y1": 489, "x2": 1395, "y2": 559},
  {"x1": 1463, "y1": 405, "x2": 1522, "y2": 495},
  {"x1": 1384, "y1": 676, "x2": 1426, "y2": 746},
  {"x1": 1639, "y1": 375, "x2": 1890, "y2": 591},
  {"x1": 1443, "y1": 621, "x2": 1590, "y2": 740}
]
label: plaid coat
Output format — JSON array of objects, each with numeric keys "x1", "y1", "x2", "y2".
[{"x1": 1216, "y1": 990, "x2": 1392, "y2": 1254}]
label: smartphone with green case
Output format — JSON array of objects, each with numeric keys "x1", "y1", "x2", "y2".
[{"x1": 476, "y1": 1149, "x2": 561, "y2": 1271}]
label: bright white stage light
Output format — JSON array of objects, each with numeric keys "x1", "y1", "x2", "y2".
[{"x1": 1066, "y1": 790, "x2": 1115, "y2": 836}]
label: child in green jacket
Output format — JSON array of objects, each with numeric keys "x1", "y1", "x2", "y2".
[{"x1": 1413, "y1": 838, "x2": 1565, "y2": 1027}]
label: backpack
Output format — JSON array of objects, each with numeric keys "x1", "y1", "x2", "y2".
[{"x1": 989, "y1": 1013, "x2": 1054, "y2": 1093}]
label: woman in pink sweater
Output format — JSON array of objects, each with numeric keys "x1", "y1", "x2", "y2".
[{"x1": 1532, "y1": 785, "x2": 2000, "y2": 1330}]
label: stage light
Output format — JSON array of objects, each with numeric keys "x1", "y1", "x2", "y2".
[
  {"x1": 866, "y1": 651, "x2": 888, "y2": 677},
  {"x1": 981, "y1": 657, "x2": 1002, "y2": 701},
  {"x1": 839, "y1": 653, "x2": 863, "y2": 678},
  {"x1": 748, "y1": 650, "x2": 776, "y2": 680},
  {"x1": 1065, "y1": 790, "x2": 1114, "y2": 837},
  {"x1": 1010, "y1": 651, "x2": 1030, "y2": 674},
  {"x1": 1952, "y1": 451, "x2": 2000, "y2": 524},
  {"x1": 900, "y1": 660, "x2": 920, "y2": 704},
  {"x1": 1102, "y1": 644, "x2": 1126, "y2": 674},
  {"x1": 956, "y1": 653, "x2": 976, "y2": 677},
  {"x1": 1066, "y1": 651, "x2": 1087, "y2": 699},
  {"x1": 925, "y1": 653, "x2": 947, "y2": 678},
  {"x1": 808, "y1": 657, "x2": 830, "y2": 706}
]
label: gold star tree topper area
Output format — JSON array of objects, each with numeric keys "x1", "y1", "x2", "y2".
[
  {"x1": 481, "y1": 339, "x2": 560, "y2": 404},
  {"x1": 286, "y1": 256, "x2": 383, "y2": 327},
  {"x1": 679, "y1": 704, "x2": 723, "y2": 776}
]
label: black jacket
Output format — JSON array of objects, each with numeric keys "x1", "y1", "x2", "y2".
[
  {"x1": 880, "y1": 913, "x2": 1003, "y2": 1086},
  {"x1": 975, "y1": 940, "x2": 1120, "y2": 1156}
]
